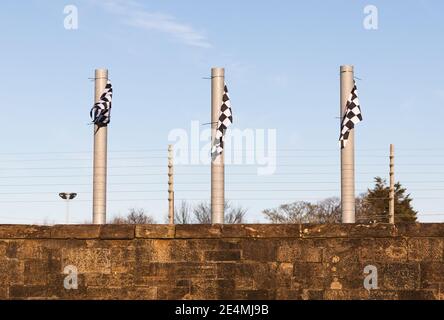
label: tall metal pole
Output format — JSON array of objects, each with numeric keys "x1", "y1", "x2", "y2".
[
  {"x1": 389, "y1": 144, "x2": 395, "y2": 224},
  {"x1": 211, "y1": 67, "x2": 225, "y2": 224},
  {"x1": 168, "y1": 144, "x2": 175, "y2": 224},
  {"x1": 340, "y1": 65, "x2": 356, "y2": 223},
  {"x1": 65, "y1": 200, "x2": 70, "y2": 224},
  {"x1": 92, "y1": 69, "x2": 108, "y2": 224},
  {"x1": 59, "y1": 192, "x2": 76, "y2": 224}
]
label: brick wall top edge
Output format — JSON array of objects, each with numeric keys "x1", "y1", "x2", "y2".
[{"x1": 0, "y1": 223, "x2": 443, "y2": 239}]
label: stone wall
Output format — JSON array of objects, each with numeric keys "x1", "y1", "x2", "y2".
[{"x1": 0, "y1": 223, "x2": 443, "y2": 300}]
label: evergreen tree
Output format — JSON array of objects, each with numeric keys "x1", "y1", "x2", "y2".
[{"x1": 360, "y1": 177, "x2": 417, "y2": 223}]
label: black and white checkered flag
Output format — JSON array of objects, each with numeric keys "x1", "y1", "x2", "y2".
[
  {"x1": 211, "y1": 83, "x2": 233, "y2": 159},
  {"x1": 339, "y1": 81, "x2": 362, "y2": 149},
  {"x1": 90, "y1": 80, "x2": 113, "y2": 125}
]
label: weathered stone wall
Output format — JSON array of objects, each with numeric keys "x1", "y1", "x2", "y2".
[{"x1": 0, "y1": 223, "x2": 443, "y2": 300}]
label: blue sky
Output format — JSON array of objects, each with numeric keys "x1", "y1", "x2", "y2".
[{"x1": 0, "y1": 0, "x2": 443, "y2": 224}]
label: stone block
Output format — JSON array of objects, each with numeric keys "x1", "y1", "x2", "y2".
[
  {"x1": 408, "y1": 238, "x2": 444, "y2": 262},
  {"x1": 230, "y1": 224, "x2": 300, "y2": 238},
  {"x1": 379, "y1": 263, "x2": 420, "y2": 290},
  {"x1": 9, "y1": 285, "x2": 48, "y2": 299},
  {"x1": 100, "y1": 225, "x2": 135, "y2": 240},
  {"x1": 24, "y1": 259, "x2": 49, "y2": 285},
  {"x1": 301, "y1": 223, "x2": 395, "y2": 239},
  {"x1": 61, "y1": 248, "x2": 111, "y2": 274},
  {"x1": 277, "y1": 239, "x2": 323, "y2": 263},
  {"x1": 204, "y1": 250, "x2": 241, "y2": 262},
  {"x1": 234, "y1": 289, "x2": 275, "y2": 300},
  {"x1": 241, "y1": 239, "x2": 277, "y2": 261},
  {"x1": 292, "y1": 262, "x2": 330, "y2": 290},
  {"x1": 135, "y1": 225, "x2": 175, "y2": 239},
  {"x1": 360, "y1": 238, "x2": 408, "y2": 262},
  {"x1": 419, "y1": 262, "x2": 444, "y2": 288},
  {"x1": 175, "y1": 224, "x2": 222, "y2": 239},
  {"x1": 0, "y1": 258, "x2": 24, "y2": 286},
  {"x1": 397, "y1": 290, "x2": 439, "y2": 300},
  {"x1": 0, "y1": 225, "x2": 51, "y2": 239},
  {"x1": 51, "y1": 225, "x2": 100, "y2": 239},
  {"x1": 395, "y1": 223, "x2": 444, "y2": 238}
]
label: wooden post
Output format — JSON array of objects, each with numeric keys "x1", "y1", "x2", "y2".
[
  {"x1": 168, "y1": 144, "x2": 174, "y2": 224},
  {"x1": 92, "y1": 69, "x2": 108, "y2": 224},
  {"x1": 389, "y1": 144, "x2": 395, "y2": 224},
  {"x1": 211, "y1": 67, "x2": 225, "y2": 224},
  {"x1": 340, "y1": 65, "x2": 356, "y2": 223}
]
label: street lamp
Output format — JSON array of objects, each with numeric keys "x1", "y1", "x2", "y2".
[{"x1": 59, "y1": 192, "x2": 77, "y2": 224}]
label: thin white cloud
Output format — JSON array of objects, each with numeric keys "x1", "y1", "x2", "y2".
[
  {"x1": 127, "y1": 12, "x2": 211, "y2": 48},
  {"x1": 91, "y1": 0, "x2": 211, "y2": 48}
]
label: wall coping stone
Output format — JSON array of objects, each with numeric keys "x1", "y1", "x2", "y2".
[{"x1": 0, "y1": 223, "x2": 443, "y2": 240}]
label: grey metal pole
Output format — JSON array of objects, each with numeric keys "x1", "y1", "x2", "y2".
[
  {"x1": 65, "y1": 199, "x2": 70, "y2": 224},
  {"x1": 211, "y1": 67, "x2": 225, "y2": 224},
  {"x1": 59, "y1": 192, "x2": 76, "y2": 224},
  {"x1": 340, "y1": 65, "x2": 356, "y2": 223},
  {"x1": 168, "y1": 144, "x2": 175, "y2": 224},
  {"x1": 389, "y1": 144, "x2": 395, "y2": 224},
  {"x1": 92, "y1": 69, "x2": 108, "y2": 224}
]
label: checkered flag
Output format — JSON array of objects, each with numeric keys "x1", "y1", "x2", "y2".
[
  {"x1": 339, "y1": 81, "x2": 362, "y2": 149},
  {"x1": 211, "y1": 83, "x2": 233, "y2": 159},
  {"x1": 90, "y1": 80, "x2": 113, "y2": 125}
]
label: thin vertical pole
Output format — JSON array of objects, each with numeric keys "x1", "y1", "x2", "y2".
[
  {"x1": 65, "y1": 200, "x2": 70, "y2": 224},
  {"x1": 389, "y1": 144, "x2": 395, "y2": 224},
  {"x1": 92, "y1": 69, "x2": 108, "y2": 224},
  {"x1": 168, "y1": 144, "x2": 175, "y2": 225},
  {"x1": 211, "y1": 67, "x2": 225, "y2": 224},
  {"x1": 340, "y1": 65, "x2": 356, "y2": 223}
]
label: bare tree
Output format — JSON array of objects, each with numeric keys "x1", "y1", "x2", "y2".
[
  {"x1": 193, "y1": 202, "x2": 212, "y2": 224},
  {"x1": 192, "y1": 201, "x2": 247, "y2": 224},
  {"x1": 355, "y1": 193, "x2": 373, "y2": 223},
  {"x1": 111, "y1": 208, "x2": 156, "y2": 224},
  {"x1": 263, "y1": 201, "x2": 316, "y2": 223},
  {"x1": 315, "y1": 197, "x2": 341, "y2": 223},
  {"x1": 225, "y1": 201, "x2": 248, "y2": 224},
  {"x1": 175, "y1": 201, "x2": 193, "y2": 224},
  {"x1": 164, "y1": 201, "x2": 248, "y2": 224},
  {"x1": 263, "y1": 197, "x2": 341, "y2": 224}
]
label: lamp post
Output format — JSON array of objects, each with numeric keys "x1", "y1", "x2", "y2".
[{"x1": 59, "y1": 192, "x2": 77, "y2": 224}]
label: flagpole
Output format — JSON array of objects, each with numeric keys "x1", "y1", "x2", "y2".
[
  {"x1": 340, "y1": 65, "x2": 356, "y2": 223},
  {"x1": 211, "y1": 67, "x2": 225, "y2": 224},
  {"x1": 92, "y1": 68, "x2": 108, "y2": 224}
]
